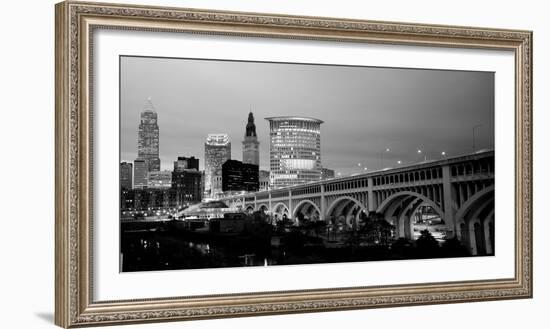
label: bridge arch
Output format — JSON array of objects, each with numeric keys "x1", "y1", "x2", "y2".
[
  {"x1": 396, "y1": 197, "x2": 426, "y2": 240},
  {"x1": 292, "y1": 200, "x2": 321, "y2": 221},
  {"x1": 455, "y1": 185, "x2": 494, "y2": 226},
  {"x1": 271, "y1": 202, "x2": 290, "y2": 221},
  {"x1": 376, "y1": 191, "x2": 444, "y2": 219},
  {"x1": 455, "y1": 186, "x2": 495, "y2": 255},
  {"x1": 326, "y1": 196, "x2": 367, "y2": 228},
  {"x1": 257, "y1": 203, "x2": 269, "y2": 213}
]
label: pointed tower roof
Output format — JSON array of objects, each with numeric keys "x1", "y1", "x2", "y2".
[
  {"x1": 142, "y1": 96, "x2": 156, "y2": 113},
  {"x1": 245, "y1": 112, "x2": 257, "y2": 137}
]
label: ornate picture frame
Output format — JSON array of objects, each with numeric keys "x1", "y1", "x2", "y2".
[{"x1": 55, "y1": 1, "x2": 532, "y2": 327}]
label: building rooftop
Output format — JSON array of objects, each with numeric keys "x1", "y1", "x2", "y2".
[
  {"x1": 142, "y1": 97, "x2": 156, "y2": 113},
  {"x1": 264, "y1": 116, "x2": 324, "y2": 124},
  {"x1": 206, "y1": 134, "x2": 230, "y2": 146}
]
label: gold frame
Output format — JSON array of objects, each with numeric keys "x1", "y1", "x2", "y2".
[{"x1": 55, "y1": 1, "x2": 533, "y2": 327}]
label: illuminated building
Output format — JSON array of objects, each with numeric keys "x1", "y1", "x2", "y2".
[
  {"x1": 265, "y1": 116, "x2": 323, "y2": 188},
  {"x1": 172, "y1": 167, "x2": 202, "y2": 206},
  {"x1": 221, "y1": 159, "x2": 259, "y2": 192},
  {"x1": 133, "y1": 158, "x2": 148, "y2": 189},
  {"x1": 120, "y1": 162, "x2": 133, "y2": 190},
  {"x1": 137, "y1": 98, "x2": 160, "y2": 172},
  {"x1": 120, "y1": 188, "x2": 176, "y2": 213},
  {"x1": 242, "y1": 112, "x2": 260, "y2": 166},
  {"x1": 204, "y1": 134, "x2": 231, "y2": 197},
  {"x1": 147, "y1": 171, "x2": 172, "y2": 189},
  {"x1": 175, "y1": 200, "x2": 234, "y2": 220}
]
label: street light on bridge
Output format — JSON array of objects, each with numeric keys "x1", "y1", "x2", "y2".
[
  {"x1": 380, "y1": 148, "x2": 390, "y2": 169},
  {"x1": 417, "y1": 149, "x2": 427, "y2": 162}
]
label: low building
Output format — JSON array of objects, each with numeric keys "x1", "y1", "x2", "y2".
[
  {"x1": 173, "y1": 156, "x2": 199, "y2": 171},
  {"x1": 120, "y1": 188, "x2": 177, "y2": 214},
  {"x1": 120, "y1": 162, "x2": 133, "y2": 190},
  {"x1": 172, "y1": 168, "x2": 202, "y2": 206},
  {"x1": 133, "y1": 158, "x2": 148, "y2": 189},
  {"x1": 175, "y1": 200, "x2": 233, "y2": 220},
  {"x1": 259, "y1": 170, "x2": 270, "y2": 191},
  {"x1": 321, "y1": 167, "x2": 335, "y2": 180},
  {"x1": 209, "y1": 213, "x2": 246, "y2": 233},
  {"x1": 147, "y1": 170, "x2": 172, "y2": 189}
]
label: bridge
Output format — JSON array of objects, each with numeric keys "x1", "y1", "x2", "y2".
[{"x1": 218, "y1": 150, "x2": 495, "y2": 256}]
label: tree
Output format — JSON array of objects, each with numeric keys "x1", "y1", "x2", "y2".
[
  {"x1": 362, "y1": 212, "x2": 394, "y2": 246},
  {"x1": 391, "y1": 238, "x2": 415, "y2": 259},
  {"x1": 346, "y1": 212, "x2": 394, "y2": 248},
  {"x1": 415, "y1": 229, "x2": 440, "y2": 257}
]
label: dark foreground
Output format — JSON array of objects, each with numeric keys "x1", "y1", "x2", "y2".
[{"x1": 121, "y1": 212, "x2": 489, "y2": 272}]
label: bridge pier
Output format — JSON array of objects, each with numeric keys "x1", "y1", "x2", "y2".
[
  {"x1": 367, "y1": 177, "x2": 376, "y2": 212},
  {"x1": 320, "y1": 184, "x2": 326, "y2": 221},
  {"x1": 288, "y1": 190, "x2": 293, "y2": 220},
  {"x1": 442, "y1": 165, "x2": 457, "y2": 238}
]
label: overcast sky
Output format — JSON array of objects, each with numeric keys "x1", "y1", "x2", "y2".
[{"x1": 120, "y1": 56, "x2": 494, "y2": 175}]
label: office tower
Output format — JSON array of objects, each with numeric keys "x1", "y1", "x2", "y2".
[
  {"x1": 137, "y1": 98, "x2": 160, "y2": 172},
  {"x1": 265, "y1": 116, "x2": 323, "y2": 188},
  {"x1": 204, "y1": 134, "x2": 231, "y2": 197}
]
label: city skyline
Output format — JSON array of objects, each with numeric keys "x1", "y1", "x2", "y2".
[
  {"x1": 120, "y1": 56, "x2": 494, "y2": 176},
  {"x1": 119, "y1": 56, "x2": 496, "y2": 273}
]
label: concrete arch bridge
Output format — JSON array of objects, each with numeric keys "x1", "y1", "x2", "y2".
[{"x1": 219, "y1": 151, "x2": 494, "y2": 255}]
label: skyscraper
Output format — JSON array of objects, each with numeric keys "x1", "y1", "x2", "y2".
[
  {"x1": 120, "y1": 162, "x2": 133, "y2": 190},
  {"x1": 137, "y1": 98, "x2": 160, "y2": 172},
  {"x1": 265, "y1": 116, "x2": 323, "y2": 189},
  {"x1": 242, "y1": 112, "x2": 259, "y2": 166},
  {"x1": 204, "y1": 134, "x2": 231, "y2": 198}
]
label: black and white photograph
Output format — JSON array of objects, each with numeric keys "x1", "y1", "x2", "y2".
[{"x1": 119, "y1": 55, "x2": 495, "y2": 272}]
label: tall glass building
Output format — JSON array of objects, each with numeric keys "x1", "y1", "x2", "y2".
[
  {"x1": 137, "y1": 98, "x2": 160, "y2": 172},
  {"x1": 265, "y1": 116, "x2": 323, "y2": 189},
  {"x1": 204, "y1": 134, "x2": 231, "y2": 198}
]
